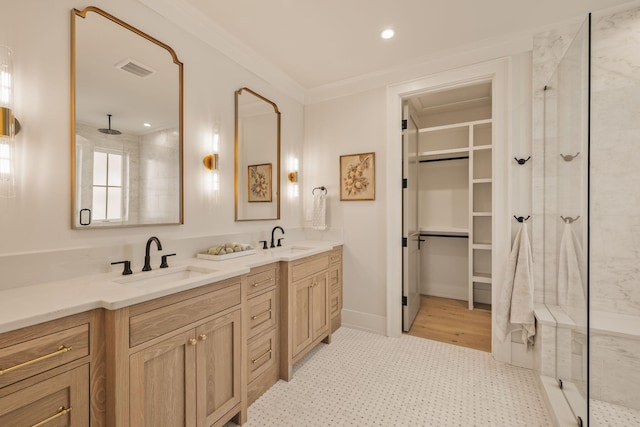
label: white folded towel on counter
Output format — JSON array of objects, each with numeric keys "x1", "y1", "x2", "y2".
[
  {"x1": 312, "y1": 193, "x2": 327, "y2": 230},
  {"x1": 497, "y1": 222, "x2": 535, "y2": 348}
]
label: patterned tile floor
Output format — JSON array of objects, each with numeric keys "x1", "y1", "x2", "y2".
[
  {"x1": 591, "y1": 399, "x2": 640, "y2": 427},
  {"x1": 232, "y1": 327, "x2": 553, "y2": 426}
]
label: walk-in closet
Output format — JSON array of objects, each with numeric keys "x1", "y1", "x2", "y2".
[{"x1": 403, "y1": 81, "x2": 494, "y2": 352}]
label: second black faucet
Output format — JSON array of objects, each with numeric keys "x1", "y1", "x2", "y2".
[
  {"x1": 270, "y1": 226, "x2": 285, "y2": 248},
  {"x1": 143, "y1": 236, "x2": 163, "y2": 271}
]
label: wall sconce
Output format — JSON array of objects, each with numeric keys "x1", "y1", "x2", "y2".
[
  {"x1": 203, "y1": 153, "x2": 218, "y2": 170},
  {"x1": 287, "y1": 156, "x2": 299, "y2": 198},
  {"x1": 203, "y1": 131, "x2": 220, "y2": 193},
  {"x1": 288, "y1": 156, "x2": 298, "y2": 182},
  {"x1": 0, "y1": 45, "x2": 16, "y2": 198}
]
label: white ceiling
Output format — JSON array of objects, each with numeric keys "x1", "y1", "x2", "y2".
[{"x1": 183, "y1": 0, "x2": 632, "y2": 90}]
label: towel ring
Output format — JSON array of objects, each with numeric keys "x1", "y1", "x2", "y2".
[
  {"x1": 561, "y1": 215, "x2": 580, "y2": 224},
  {"x1": 312, "y1": 186, "x2": 327, "y2": 195},
  {"x1": 514, "y1": 215, "x2": 530, "y2": 223}
]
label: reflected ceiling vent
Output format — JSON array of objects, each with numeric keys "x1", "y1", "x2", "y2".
[{"x1": 115, "y1": 58, "x2": 155, "y2": 78}]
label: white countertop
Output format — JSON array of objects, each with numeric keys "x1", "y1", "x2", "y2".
[{"x1": 0, "y1": 240, "x2": 341, "y2": 334}]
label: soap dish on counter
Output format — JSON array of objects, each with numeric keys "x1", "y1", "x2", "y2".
[{"x1": 197, "y1": 250, "x2": 256, "y2": 261}]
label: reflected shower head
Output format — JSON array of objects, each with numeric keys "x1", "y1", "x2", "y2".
[{"x1": 98, "y1": 114, "x2": 122, "y2": 135}]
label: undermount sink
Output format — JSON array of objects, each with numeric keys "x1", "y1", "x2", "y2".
[
  {"x1": 114, "y1": 265, "x2": 217, "y2": 286},
  {"x1": 273, "y1": 246, "x2": 313, "y2": 253}
]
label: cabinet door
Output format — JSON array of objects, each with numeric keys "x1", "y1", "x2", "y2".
[
  {"x1": 196, "y1": 309, "x2": 242, "y2": 427},
  {"x1": 130, "y1": 330, "x2": 197, "y2": 427},
  {"x1": 291, "y1": 278, "x2": 313, "y2": 357},
  {"x1": 311, "y1": 273, "x2": 329, "y2": 341},
  {"x1": 0, "y1": 364, "x2": 89, "y2": 426}
]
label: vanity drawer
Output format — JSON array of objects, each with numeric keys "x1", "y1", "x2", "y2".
[
  {"x1": 247, "y1": 267, "x2": 277, "y2": 297},
  {"x1": 329, "y1": 268, "x2": 339, "y2": 287},
  {"x1": 330, "y1": 293, "x2": 340, "y2": 318},
  {"x1": 247, "y1": 328, "x2": 277, "y2": 383},
  {"x1": 329, "y1": 246, "x2": 342, "y2": 265},
  {"x1": 0, "y1": 324, "x2": 89, "y2": 389},
  {"x1": 129, "y1": 283, "x2": 241, "y2": 347},
  {"x1": 248, "y1": 289, "x2": 277, "y2": 340},
  {"x1": 0, "y1": 364, "x2": 89, "y2": 426},
  {"x1": 291, "y1": 253, "x2": 329, "y2": 282}
]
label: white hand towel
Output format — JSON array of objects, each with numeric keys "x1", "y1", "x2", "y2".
[
  {"x1": 312, "y1": 193, "x2": 327, "y2": 230},
  {"x1": 558, "y1": 222, "x2": 586, "y2": 326},
  {"x1": 497, "y1": 222, "x2": 535, "y2": 348}
]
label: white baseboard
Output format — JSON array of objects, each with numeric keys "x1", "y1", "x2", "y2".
[{"x1": 341, "y1": 309, "x2": 387, "y2": 335}]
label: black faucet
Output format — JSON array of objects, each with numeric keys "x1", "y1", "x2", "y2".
[
  {"x1": 270, "y1": 226, "x2": 285, "y2": 248},
  {"x1": 142, "y1": 236, "x2": 163, "y2": 271}
]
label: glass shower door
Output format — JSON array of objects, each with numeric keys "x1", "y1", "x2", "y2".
[{"x1": 543, "y1": 14, "x2": 590, "y2": 426}]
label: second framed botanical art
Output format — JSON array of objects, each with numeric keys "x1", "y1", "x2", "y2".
[
  {"x1": 248, "y1": 163, "x2": 272, "y2": 202},
  {"x1": 340, "y1": 152, "x2": 375, "y2": 201}
]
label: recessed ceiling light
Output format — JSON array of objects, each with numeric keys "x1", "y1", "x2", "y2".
[
  {"x1": 143, "y1": 123, "x2": 151, "y2": 127},
  {"x1": 381, "y1": 29, "x2": 395, "y2": 39}
]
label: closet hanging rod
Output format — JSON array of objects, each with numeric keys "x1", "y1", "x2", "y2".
[
  {"x1": 419, "y1": 233, "x2": 469, "y2": 239},
  {"x1": 420, "y1": 156, "x2": 469, "y2": 163},
  {"x1": 312, "y1": 186, "x2": 327, "y2": 195}
]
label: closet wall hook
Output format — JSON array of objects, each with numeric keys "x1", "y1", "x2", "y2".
[
  {"x1": 560, "y1": 152, "x2": 580, "y2": 162},
  {"x1": 560, "y1": 215, "x2": 580, "y2": 224},
  {"x1": 312, "y1": 186, "x2": 327, "y2": 195},
  {"x1": 514, "y1": 156, "x2": 531, "y2": 165},
  {"x1": 514, "y1": 215, "x2": 530, "y2": 223}
]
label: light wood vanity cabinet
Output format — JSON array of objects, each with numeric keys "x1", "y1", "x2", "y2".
[
  {"x1": 106, "y1": 277, "x2": 246, "y2": 427},
  {"x1": 329, "y1": 245, "x2": 343, "y2": 333},
  {"x1": 0, "y1": 310, "x2": 104, "y2": 426},
  {"x1": 245, "y1": 263, "x2": 279, "y2": 406},
  {"x1": 280, "y1": 252, "x2": 332, "y2": 381}
]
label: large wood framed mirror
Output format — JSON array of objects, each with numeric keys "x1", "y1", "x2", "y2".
[
  {"x1": 235, "y1": 87, "x2": 281, "y2": 221},
  {"x1": 71, "y1": 7, "x2": 183, "y2": 228}
]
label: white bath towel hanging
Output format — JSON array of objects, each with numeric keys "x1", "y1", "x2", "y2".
[
  {"x1": 312, "y1": 193, "x2": 327, "y2": 230},
  {"x1": 558, "y1": 222, "x2": 586, "y2": 326},
  {"x1": 496, "y1": 222, "x2": 536, "y2": 348}
]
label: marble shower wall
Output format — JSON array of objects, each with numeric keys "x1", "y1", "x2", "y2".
[
  {"x1": 590, "y1": 7, "x2": 640, "y2": 317},
  {"x1": 533, "y1": 4, "x2": 640, "y2": 411},
  {"x1": 589, "y1": 5, "x2": 640, "y2": 411}
]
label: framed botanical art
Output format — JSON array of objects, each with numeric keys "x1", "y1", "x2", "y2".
[
  {"x1": 340, "y1": 152, "x2": 375, "y2": 201},
  {"x1": 248, "y1": 163, "x2": 272, "y2": 202}
]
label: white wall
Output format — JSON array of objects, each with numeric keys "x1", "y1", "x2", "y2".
[
  {"x1": 0, "y1": 0, "x2": 304, "y2": 287},
  {"x1": 303, "y1": 89, "x2": 388, "y2": 333}
]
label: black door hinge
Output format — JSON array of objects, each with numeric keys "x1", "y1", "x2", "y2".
[
  {"x1": 402, "y1": 178, "x2": 408, "y2": 189},
  {"x1": 402, "y1": 237, "x2": 408, "y2": 247},
  {"x1": 402, "y1": 296, "x2": 407, "y2": 306},
  {"x1": 402, "y1": 119, "x2": 407, "y2": 130}
]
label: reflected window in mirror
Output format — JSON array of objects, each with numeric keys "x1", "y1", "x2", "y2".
[
  {"x1": 235, "y1": 87, "x2": 281, "y2": 221},
  {"x1": 71, "y1": 7, "x2": 183, "y2": 228}
]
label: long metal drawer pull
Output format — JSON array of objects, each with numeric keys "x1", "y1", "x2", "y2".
[
  {"x1": 251, "y1": 277, "x2": 273, "y2": 287},
  {"x1": 31, "y1": 406, "x2": 72, "y2": 427},
  {"x1": 251, "y1": 348, "x2": 272, "y2": 365},
  {"x1": 251, "y1": 308, "x2": 272, "y2": 320},
  {"x1": 0, "y1": 345, "x2": 72, "y2": 376}
]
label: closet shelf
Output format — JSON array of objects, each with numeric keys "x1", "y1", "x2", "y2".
[
  {"x1": 418, "y1": 148, "x2": 469, "y2": 162},
  {"x1": 472, "y1": 244, "x2": 492, "y2": 250},
  {"x1": 472, "y1": 178, "x2": 492, "y2": 184},
  {"x1": 472, "y1": 273, "x2": 492, "y2": 284},
  {"x1": 418, "y1": 118, "x2": 492, "y2": 133},
  {"x1": 472, "y1": 212, "x2": 492, "y2": 217},
  {"x1": 420, "y1": 226, "x2": 469, "y2": 237},
  {"x1": 472, "y1": 144, "x2": 492, "y2": 151}
]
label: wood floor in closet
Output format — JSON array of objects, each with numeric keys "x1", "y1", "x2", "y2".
[{"x1": 406, "y1": 295, "x2": 491, "y2": 352}]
